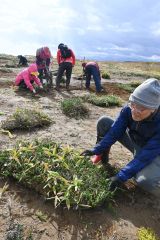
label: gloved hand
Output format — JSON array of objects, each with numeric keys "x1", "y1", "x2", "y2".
[
  {"x1": 80, "y1": 150, "x2": 94, "y2": 156},
  {"x1": 108, "y1": 176, "x2": 123, "y2": 191},
  {"x1": 39, "y1": 85, "x2": 43, "y2": 89},
  {"x1": 32, "y1": 89, "x2": 36, "y2": 94}
]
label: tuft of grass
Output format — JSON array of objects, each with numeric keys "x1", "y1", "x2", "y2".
[
  {"x1": 0, "y1": 140, "x2": 115, "y2": 209},
  {"x1": 84, "y1": 94, "x2": 122, "y2": 107},
  {"x1": 61, "y1": 97, "x2": 89, "y2": 119},
  {"x1": 102, "y1": 72, "x2": 110, "y2": 79},
  {"x1": 118, "y1": 81, "x2": 141, "y2": 93},
  {"x1": 1, "y1": 108, "x2": 52, "y2": 131},
  {"x1": 138, "y1": 227, "x2": 158, "y2": 240}
]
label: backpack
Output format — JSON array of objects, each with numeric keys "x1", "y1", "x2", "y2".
[{"x1": 60, "y1": 45, "x2": 72, "y2": 58}]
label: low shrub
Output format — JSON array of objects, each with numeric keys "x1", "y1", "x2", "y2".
[
  {"x1": 102, "y1": 72, "x2": 110, "y2": 79},
  {"x1": 0, "y1": 140, "x2": 115, "y2": 209},
  {"x1": 1, "y1": 108, "x2": 52, "y2": 131},
  {"x1": 84, "y1": 94, "x2": 122, "y2": 107},
  {"x1": 61, "y1": 98, "x2": 89, "y2": 119}
]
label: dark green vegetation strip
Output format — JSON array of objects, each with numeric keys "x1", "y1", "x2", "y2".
[
  {"x1": 0, "y1": 141, "x2": 114, "y2": 209},
  {"x1": 84, "y1": 94, "x2": 122, "y2": 107}
]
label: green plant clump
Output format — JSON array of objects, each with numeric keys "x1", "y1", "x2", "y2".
[
  {"x1": 1, "y1": 108, "x2": 52, "y2": 131},
  {"x1": 138, "y1": 227, "x2": 158, "y2": 240},
  {"x1": 0, "y1": 140, "x2": 114, "y2": 209},
  {"x1": 84, "y1": 94, "x2": 122, "y2": 107},
  {"x1": 102, "y1": 72, "x2": 111, "y2": 79},
  {"x1": 61, "y1": 97, "x2": 89, "y2": 119}
]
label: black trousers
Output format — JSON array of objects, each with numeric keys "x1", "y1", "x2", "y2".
[{"x1": 56, "y1": 62, "x2": 72, "y2": 88}]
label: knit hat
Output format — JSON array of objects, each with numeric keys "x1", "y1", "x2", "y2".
[{"x1": 129, "y1": 78, "x2": 160, "y2": 109}]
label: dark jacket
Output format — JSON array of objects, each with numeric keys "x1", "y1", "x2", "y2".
[{"x1": 92, "y1": 106, "x2": 160, "y2": 181}]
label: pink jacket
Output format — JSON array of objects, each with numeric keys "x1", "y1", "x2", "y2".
[
  {"x1": 36, "y1": 47, "x2": 51, "y2": 59},
  {"x1": 15, "y1": 63, "x2": 42, "y2": 91},
  {"x1": 86, "y1": 62, "x2": 100, "y2": 71},
  {"x1": 36, "y1": 47, "x2": 51, "y2": 69}
]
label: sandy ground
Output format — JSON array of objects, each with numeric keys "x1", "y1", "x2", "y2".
[{"x1": 0, "y1": 56, "x2": 160, "y2": 239}]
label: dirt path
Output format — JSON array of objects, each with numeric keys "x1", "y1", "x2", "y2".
[{"x1": 0, "y1": 56, "x2": 160, "y2": 239}]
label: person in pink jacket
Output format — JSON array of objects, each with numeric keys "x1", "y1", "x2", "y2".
[
  {"x1": 36, "y1": 47, "x2": 52, "y2": 81},
  {"x1": 15, "y1": 63, "x2": 43, "y2": 94}
]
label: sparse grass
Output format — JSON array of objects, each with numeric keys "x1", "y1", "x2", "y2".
[
  {"x1": 101, "y1": 72, "x2": 110, "y2": 79},
  {"x1": 61, "y1": 97, "x2": 89, "y2": 119},
  {"x1": 0, "y1": 140, "x2": 115, "y2": 209},
  {"x1": 138, "y1": 227, "x2": 158, "y2": 240},
  {"x1": 0, "y1": 67, "x2": 12, "y2": 73},
  {"x1": 83, "y1": 94, "x2": 123, "y2": 107},
  {"x1": 1, "y1": 108, "x2": 52, "y2": 131}
]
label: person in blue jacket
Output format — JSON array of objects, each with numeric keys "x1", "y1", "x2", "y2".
[{"x1": 81, "y1": 78, "x2": 160, "y2": 197}]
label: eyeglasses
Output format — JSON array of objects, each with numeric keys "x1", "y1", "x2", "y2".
[{"x1": 128, "y1": 101, "x2": 149, "y2": 113}]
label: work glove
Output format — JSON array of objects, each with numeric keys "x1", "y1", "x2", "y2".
[
  {"x1": 39, "y1": 85, "x2": 43, "y2": 89},
  {"x1": 108, "y1": 176, "x2": 123, "y2": 191},
  {"x1": 32, "y1": 89, "x2": 36, "y2": 94},
  {"x1": 80, "y1": 150, "x2": 94, "y2": 156}
]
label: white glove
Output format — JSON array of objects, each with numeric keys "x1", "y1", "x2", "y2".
[
  {"x1": 32, "y1": 89, "x2": 36, "y2": 94},
  {"x1": 40, "y1": 85, "x2": 43, "y2": 89}
]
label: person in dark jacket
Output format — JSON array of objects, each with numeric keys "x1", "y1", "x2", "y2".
[
  {"x1": 81, "y1": 78, "x2": 160, "y2": 197},
  {"x1": 18, "y1": 55, "x2": 28, "y2": 66},
  {"x1": 82, "y1": 62, "x2": 103, "y2": 93},
  {"x1": 55, "y1": 43, "x2": 75, "y2": 91}
]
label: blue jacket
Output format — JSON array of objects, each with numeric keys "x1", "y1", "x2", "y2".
[{"x1": 92, "y1": 106, "x2": 160, "y2": 182}]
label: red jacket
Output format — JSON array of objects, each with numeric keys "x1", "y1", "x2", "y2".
[{"x1": 57, "y1": 49, "x2": 75, "y2": 65}]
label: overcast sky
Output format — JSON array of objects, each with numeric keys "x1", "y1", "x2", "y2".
[{"x1": 1, "y1": 0, "x2": 160, "y2": 61}]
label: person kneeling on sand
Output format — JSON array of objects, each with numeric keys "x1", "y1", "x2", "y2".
[
  {"x1": 81, "y1": 78, "x2": 160, "y2": 197},
  {"x1": 15, "y1": 63, "x2": 43, "y2": 94}
]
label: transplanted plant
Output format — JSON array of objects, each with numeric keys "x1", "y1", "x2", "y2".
[
  {"x1": 1, "y1": 108, "x2": 52, "y2": 131},
  {"x1": 61, "y1": 97, "x2": 89, "y2": 119},
  {"x1": 83, "y1": 94, "x2": 122, "y2": 107},
  {"x1": 0, "y1": 140, "x2": 115, "y2": 209}
]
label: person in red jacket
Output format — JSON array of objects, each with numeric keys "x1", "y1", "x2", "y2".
[
  {"x1": 55, "y1": 43, "x2": 75, "y2": 91},
  {"x1": 15, "y1": 63, "x2": 43, "y2": 94}
]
